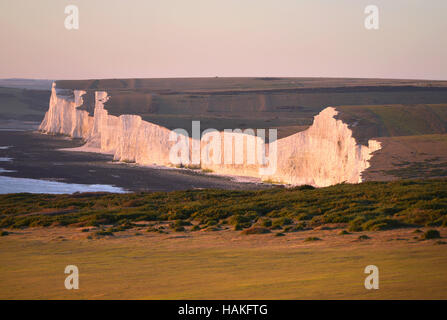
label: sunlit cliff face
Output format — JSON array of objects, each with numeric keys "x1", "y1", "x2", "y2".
[{"x1": 39, "y1": 83, "x2": 381, "y2": 187}]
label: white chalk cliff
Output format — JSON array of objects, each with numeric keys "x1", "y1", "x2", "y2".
[{"x1": 39, "y1": 83, "x2": 381, "y2": 187}]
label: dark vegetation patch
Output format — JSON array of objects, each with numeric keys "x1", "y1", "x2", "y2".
[
  {"x1": 304, "y1": 237, "x2": 321, "y2": 242},
  {"x1": 383, "y1": 161, "x2": 447, "y2": 179},
  {"x1": 0, "y1": 179, "x2": 446, "y2": 234},
  {"x1": 275, "y1": 232, "x2": 286, "y2": 237},
  {"x1": 95, "y1": 230, "x2": 114, "y2": 237},
  {"x1": 241, "y1": 226, "x2": 271, "y2": 235},
  {"x1": 423, "y1": 229, "x2": 441, "y2": 240}
]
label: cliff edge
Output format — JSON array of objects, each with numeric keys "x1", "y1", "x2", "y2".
[{"x1": 39, "y1": 82, "x2": 382, "y2": 187}]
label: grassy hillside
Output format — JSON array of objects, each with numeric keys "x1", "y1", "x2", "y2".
[
  {"x1": 335, "y1": 104, "x2": 447, "y2": 182},
  {"x1": 0, "y1": 87, "x2": 50, "y2": 121},
  {"x1": 1, "y1": 179, "x2": 446, "y2": 233},
  {"x1": 1, "y1": 229, "x2": 446, "y2": 299},
  {"x1": 58, "y1": 78, "x2": 447, "y2": 139},
  {"x1": 336, "y1": 104, "x2": 447, "y2": 144}
]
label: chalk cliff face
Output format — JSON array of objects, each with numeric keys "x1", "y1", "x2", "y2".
[
  {"x1": 39, "y1": 83, "x2": 92, "y2": 139},
  {"x1": 39, "y1": 83, "x2": 381, "y2": 187},
  {"x1": 275, "y1": 108, "x2": 381, "y2": 186}
]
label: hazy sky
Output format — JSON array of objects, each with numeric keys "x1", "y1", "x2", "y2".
[{"x1": 0, "y1": 0, "x2": 446, "y2": 80}]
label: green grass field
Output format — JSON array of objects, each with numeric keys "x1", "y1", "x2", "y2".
[{"x1": 1, "y1": 229, "x2": 446, "y2": 299}]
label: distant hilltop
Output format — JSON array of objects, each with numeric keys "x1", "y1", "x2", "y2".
[{"x1": 0, "y1": 79, "x2": 53, "y2": 91}]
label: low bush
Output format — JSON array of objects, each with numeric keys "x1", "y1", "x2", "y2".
[
  {"x1": 173, "y1": 226, "x2": 185, "y2": 232},
  {"x1": 262, "y1": 219, "x2": 272, "y2": 227},
  {"x1": 241, "y1": 227, "x2": 271, "y2": 235},
  {"x1": 362, "y1": 218, "x2": 406, "y2": 231},
  {"x1": 423, "y1": 229, "x2": 441, "y2": 240},
  {"x1": 348, "y1": 217, "x2": 366, "y2": 232},
  {"x1": 95, "y1": 230, "x2": 114, "y2": 236},
  {"x1": 304, "y1": 237, "x2": 321, "y2": 242}
]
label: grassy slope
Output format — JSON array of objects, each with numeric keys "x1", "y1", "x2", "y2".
[
  {"x1": 1, "y1": 229, "x2": 446, "y2": 299},
  {"x1": 366, "y1": 104, "x2": 447, "y2": 136},
  {"x1": 336, "y1": 104, "x2": 447, "y2": 143},
  {"x1": 1, "y1": 179, "x2": 446, "y2": 232},
  {"x1": 0, "y1": 87, "x2": 49, "y2": 121}
]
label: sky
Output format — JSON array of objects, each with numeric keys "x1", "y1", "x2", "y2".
[{"x1": 0, "y1": 0, "x2": 446, "y2": 80}]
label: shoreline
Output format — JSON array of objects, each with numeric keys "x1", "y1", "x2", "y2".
[{"x1": 0, "y1": 129, "x2": 274, "y2": 193}]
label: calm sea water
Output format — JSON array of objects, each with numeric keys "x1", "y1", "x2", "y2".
[
  {"x1": 0, "y1": 175, "x2": 127, "y2": 194},
  {"x1": 0, "y1": 146, "x2": 126, "y2": 194}
]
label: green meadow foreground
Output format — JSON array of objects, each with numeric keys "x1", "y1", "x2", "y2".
[
  {"x1": 0, "y1": 226, "x2": 446, "y2": 299},
  {"x1": 0, "y1": 179, "x2": 446, "y2": 299}
]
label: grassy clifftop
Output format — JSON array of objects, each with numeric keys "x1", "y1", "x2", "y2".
[{"x1": 336, "y1": 104, "x2": 447, "y2": 144}]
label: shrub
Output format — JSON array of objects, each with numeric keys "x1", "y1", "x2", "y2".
[
  {"x1": 229, "y1": 215, "x2": 252, "y2": 229},
  {"x1": 174, "y1": 226, "x2": 185, "y2": 232},
  {"x1": 241, "y1": 227, "x2": 271, "y2": 235},
  {"x1": 191, "y1": 225, "x2": 201, "y2": 231},
  {"x1": 0, "y1": 230, "x2": 9, "y2": 236},
  {"x1": 348, "y1": 217, "x2": 366, "y2": 232},
  {"x1": 262, "y1": 219, "x2": 272, "y2": 227},
  {"x1": 95, "y1": 230, "x2": 113, "y2": 236},
  {"x1": 206, "y1": 220, "x2": 218, "y2": 227},
  {"x1": 275, "y1": 232, "x2": 285, "y2": 237},
  {"x1": 339, "y1": 230, "x2": 350, "y2": 235},
  {"x1": 297, "y1": 185, "x2": 315, "y2": 191},
  {"x1": 270, "y1": 224, "x2": 282, "y2": 230},
  {"x1": 304, "y1": 237, "x2": 321, "y2": 242},
  {"x1": 173, "y1": 220, "x2": 191, "y2": 227},
  {"x1": 358, "y1": 235, "x2": 370, "y2": 240},
  {"x1": 423, "y1": 229, "x2": 441, "y2": 239},
  {"x1": 279, "y1": 217, "x2": 293, "y2": 225},
  {"x1": 272, "y1": 217, "x2": 293, "y2": 228},
  {"x1": 294, "y1": 222, "x2": 307, "y2": 231},
  {"x1": 361, "y1": 218, "x2": 405, "y2": 231},
  {"x1": 204, "y1": 226, "x2": 220, "y2": 232}
]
